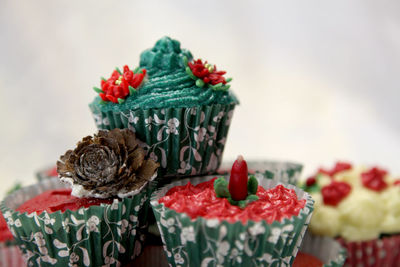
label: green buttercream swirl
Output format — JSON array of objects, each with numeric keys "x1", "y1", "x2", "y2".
[{"x1": 90, "y1": 36, "x2": 238, "y2": 112}]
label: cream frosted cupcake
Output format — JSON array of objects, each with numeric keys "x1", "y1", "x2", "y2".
[
  {"x1": 151, "y1": 156, "x2": 314, "y2": 266},
  {"x1": 89, "y1": 36, "x2": 238, "y2": 177},
  {"x1": 1, "y1": 129, "x2": 159, "y2": 266},
  {"x1": 301, "y1": 162, "x2": 400, "y2": 266}
]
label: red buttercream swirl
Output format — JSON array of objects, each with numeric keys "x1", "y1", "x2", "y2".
[
  {"x1": 17, "y1": 189, "x2": 113, "y2": 215},
  {"x1": 0, "y1": 212, "x2": 13, "y2": 242},
  {"x1": 321, "y1": 181, "x2": 351, "y2": 206},
  {"x1": 361, "y1": 167, "x2": 388, "y2": 191},
  {"x1": 159, "y1": 178, "x2": 306, "y2": 224}
]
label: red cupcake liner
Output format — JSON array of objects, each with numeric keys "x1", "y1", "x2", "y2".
[
  {"x1": 338, "y1": 235, "x2": 400, "y2": 267},
  {"x1": 0, "y1": 245, "x2": 26, "y2": 267}
]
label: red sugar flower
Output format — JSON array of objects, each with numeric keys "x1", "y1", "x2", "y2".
[
  {"x1": 321, "y1": 181, "x2": 351, "y2": 206},
  {"x1": 93, "y1": 65, "x2": 146, "y2": 104},
  {"x1": 361, "y1": 167, "x2": 388, "y2": 191},
  {"x1": 184, "y1": 57, "x2": 232, "y2": 91},
  {"x1": 318, "y1": 162, "x2": 352, "y2": 177}
]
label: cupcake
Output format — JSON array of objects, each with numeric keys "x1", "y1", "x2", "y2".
[
  {"x1": 1, "y1": 128, "x2": 159, "y2": 266},
  {"x1": 89, "y1": 36, "x2": 239, "y2": 177},
  {"x1": 151, "y1": 156, "x2": 314, "y2": 266},
  {"x1": 301, "y1": 162, "x2": 400, "y2": 267}
]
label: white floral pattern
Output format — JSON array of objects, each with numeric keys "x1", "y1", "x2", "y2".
[
  {"x1": 1, "y1": 181, "x2": 151, "y2": 267},
  {"x1": 94, "y1": 104, "x2": 236, "y2": 176}
]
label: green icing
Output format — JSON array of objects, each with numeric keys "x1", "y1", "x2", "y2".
[
  {"x1": 90, "y1": 36, "x2": 238, "y2": 112},
  {"x1": 214, "y1": 177, "x2": 259, "y2": 209}
]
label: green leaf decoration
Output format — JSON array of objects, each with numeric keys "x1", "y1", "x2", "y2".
[
  {"x1": 93, "y1": 87, "x2": 103, "y2": 93},
  {"x1": 101, "y1": 77, "x2": 106, "y2": 81},
  {"x1": 246, "y1": 194, "x2": 259, "y2": 202},
  {"x1": 185, "y1": 67, "x2": 197, "y2": 79},
  {"x1": 196, "y1": 79, "x2": 205, "y2": 88},
  {"x1": 209, "y1": 83, "x2": 229, "y2": 92},
  {"x1": 129, "y1": 86, "x2": 136, "y2": 95},
  {"x1": 116, "y1": 67, "x2": 122, "y2": 75},
  {"x1": 225, "y1": 77, "x2": 233, "y2": 83},
  {"x1": 133, "y1": 67, "x2": 143, "y2": 74},
  {"x1": 214, "y1": 177, "x2": 230, "y2": 198},
  {"x1": 6, "y1": 182, "x2": 22, "y2": 196},
  {"x1": 183, "y1": 56, "x2": 188, "y2": 66},
  {"x1": 118, "y1": 98, "x2": 125, "y2": 104},
  {"x1": 248, "y1": 175, "x2": 258, "y2": 195}
]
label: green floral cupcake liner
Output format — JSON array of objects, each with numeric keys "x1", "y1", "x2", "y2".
[
  {"x1": 300, "y1": 231, "x2": 347, "y2": 267},
  {"x1": 90, "y1": 103, "x2": 236, "y2": 177},
  {"x1": 151, "y1": 175, "x2": 314, "y2": 267},
  {"x1": 219, "y1": 160, "x2": 303, "y2": 185},
  {"x1": 0, "y1": 179, "x2": 150, "y2": 267}
]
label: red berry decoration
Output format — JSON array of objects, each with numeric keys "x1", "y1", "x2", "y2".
[
  {"x1": 361, "y1": 167, "x2": 388, "y2": 191},
  {"x1": 306, "y1": 176, "x2": 317, "y2": 186},
  {"x1": 229, "y1": 155, "x2": 248, "y2": 201},
  {"x1": 321, "y1": 181, "x2": 351, "y2": 206},
  {"x1": 94, "y1": 66, "x2": 146, "y2": 104},
  {"x1": 318, "y1": 161, "x2": 352, "y2": 177}
]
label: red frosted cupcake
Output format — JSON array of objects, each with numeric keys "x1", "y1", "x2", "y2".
[
  {"x1": 1, "y1": 128, "x2": 159, "y2": 266},
  {"x1": 151, "y1": 156, "x2": 314, "y2": 266}
]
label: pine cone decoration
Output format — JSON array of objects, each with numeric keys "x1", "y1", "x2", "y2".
[{"x1": 57, "y1": 129, "x2": 159, "y2": 198}]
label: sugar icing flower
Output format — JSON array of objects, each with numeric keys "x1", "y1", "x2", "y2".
[
  {"x1": 184, "y1": 57, "x2": 232, "y2": 91},
  {"x1": 93, "y1": 66, "x2": 146, "y2": 104}
]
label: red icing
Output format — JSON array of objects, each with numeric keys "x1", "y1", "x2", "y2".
[
  {"x1": 229, "y1": 156, "x2": 248, "y2": 201},
  {"x1": 100, "y1": 66, "x2": 146, "y2": 103},
  {"x1": 159, "y1": 178, "x2": 306, "y2": 224},
  {"x1": 361, "y1": 167, "x2": 388, "y2": 191},
  {"x1": 16, "y1": 189, "x2": 113, "y2": 215},
  {"x1": 46, "y1": 166, "x2": 58, "y2": 177},
  {"x1": 321, "y1": 181, "x2": 351, "y2": 206},
  {"x1": 293, "y1": 252, "x2": 323, "y2": 267},
  {"x1": 306, "y1": 176, "x2": 317, "y2": 187},
  {"x1": 394, "y1": 180, "x2": 400, "y2": 186},
  {"x1": 318, "y1": 162, "x2": 352, "y2": 177},
  {"x1": 0, "y1": 212, "x2": 13, "y2": 242},
  {"x1": 188, "y1": 59, "x2": 228, "y2": 85}
]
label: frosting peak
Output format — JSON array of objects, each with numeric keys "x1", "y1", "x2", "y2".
[{"x1": 140, "y1": 36, "x2": 192, "y2": 75}]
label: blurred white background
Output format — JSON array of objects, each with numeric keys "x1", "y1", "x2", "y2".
[{"x1": 1, "y1": 0, "x2": 399, "y2": 199}]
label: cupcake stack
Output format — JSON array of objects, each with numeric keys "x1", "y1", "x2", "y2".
[{"x1": 1, "y1": 37, "x2": 347, "y2": 266}]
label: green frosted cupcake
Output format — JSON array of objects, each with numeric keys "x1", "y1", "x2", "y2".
[
  {"x1": 89, "y1": 36, "x2": 238, "y2": 177},
  {"x1": 1, "y1": 129, "x2": 159, "y2": 266}
]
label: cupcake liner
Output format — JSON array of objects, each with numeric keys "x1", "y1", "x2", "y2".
[
  {"x1": 218, "y1": 160, "x2": 303, "y2": 185},
  {"x1": 337, "y1": 235, "x2": 400, "y2": 267},
  {"x1": 150, "y1": 175, "x2": 314, "y2": 267},
  {"x1": 0, "y1": 179, "x2": 150, "y2": 267},
  {"x1": 300, "y1": 231, "x2": 347, "y2": 267},
  {"x1": 0, "y1": 244, "x2": 26, "y2": 267},
  {"x1": 90, "y1": 103, "x2": 236, "y2": 177}
]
